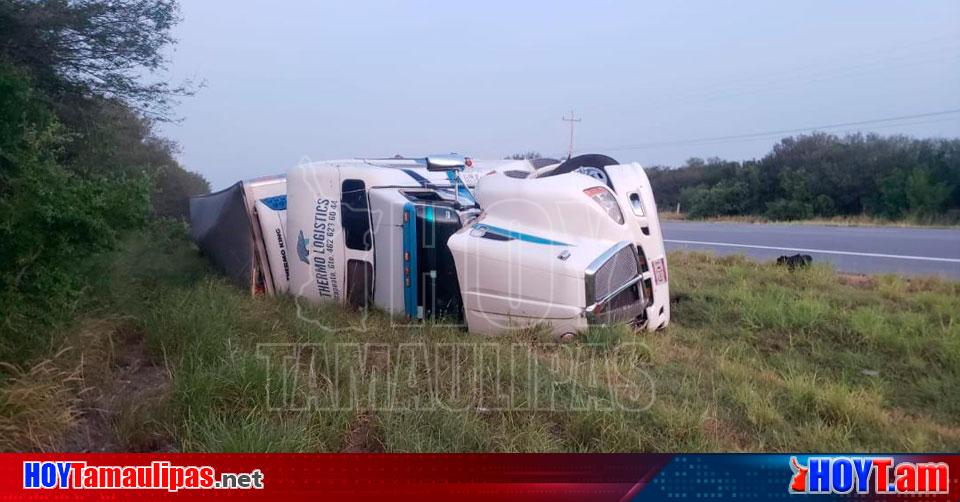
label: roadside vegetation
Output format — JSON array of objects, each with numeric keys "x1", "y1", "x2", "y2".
[
  {"x1": 647, "y1": 136, "x2": 960, "y2": 225},
  {"x1": 0, "y1": 0, "x2": 209, "y2": 365},
  {"x1": 3, "y1": 223, "x2": 956, "y2": 452}
]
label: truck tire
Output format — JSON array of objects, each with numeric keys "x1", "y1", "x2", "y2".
[{"x1": 545, "y1": 154, "x2": 618, "y2": 188}]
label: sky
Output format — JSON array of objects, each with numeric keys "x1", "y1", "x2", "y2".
[{"x1": 158, "y1": 0, "x2": 960, "y2": 189}]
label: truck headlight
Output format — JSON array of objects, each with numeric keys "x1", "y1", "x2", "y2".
[{"x1": 583, "y1": 186, "x2": 624, "y2": 225}]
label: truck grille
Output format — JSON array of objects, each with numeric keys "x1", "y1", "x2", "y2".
[{"x1": 592, "y1": 245, "x2": 639, "y2": 302}]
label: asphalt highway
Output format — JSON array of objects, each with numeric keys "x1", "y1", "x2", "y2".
[{"x1": 661, "y1": 221, "x2": 960, "y2": 278}]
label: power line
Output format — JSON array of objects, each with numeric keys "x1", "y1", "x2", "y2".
[
  {"x1": 845, "y1": 116, "x2": 960, "y2": 132},
  {"x1": 594, "y1": 37, "x2": 960, "y2": 118},
  {"x1": 647, "y1": 52, "x2": 960, "y2": 115},
  {"x1": 578, "y1": 108, "x2": 960, "y2": 153}
]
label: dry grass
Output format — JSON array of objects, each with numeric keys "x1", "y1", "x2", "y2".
[{"x1": 0, "y1": 353, "x2": 83, "y2": 451}]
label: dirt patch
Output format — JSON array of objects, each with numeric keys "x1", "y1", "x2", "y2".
[
  {"x1": 340, "y1": 412, "x2": 384, "y2": 452},
  {"x1": 62, "y1": 321, "x2": 175, "y2": 452},
  {"x1": 363, "y1": 345, "x2": 391, "y2": 372},
  {"x1": 838, "y1": 273, "x2": 877, "y2": 290},
  {"x1": 903, "y1": 276, "x2": 953, "y2": 294},
  {"x1": 701, "y1": 414, "x2": 749, "y2": 450},
  {"x1": 754, "y1": 331, "x2": 794, "y2": 354}
]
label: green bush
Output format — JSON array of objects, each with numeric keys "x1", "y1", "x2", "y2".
[
  {"x1": 681, "y1": 180, "x2": 750, "y2": 218},
  {"x1": 0, "y1": 64, "x2": 149, "y2": 362},
  {"x1": 764, "y1": 199, "x2": 814, "y2": 221},
  {"x1": 812, "y1": 194, "x2": 837, "y2": 217}
]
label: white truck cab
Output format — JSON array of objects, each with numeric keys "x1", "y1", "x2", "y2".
[
  {"x1": 191, "y1": 154, "x2": 670, "y2": 336},
  {"x1": 450, "y1": 154, "x2": 669, "y2": 334}
]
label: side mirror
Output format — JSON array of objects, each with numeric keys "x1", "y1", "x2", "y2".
[{"x1": 426, "y1": 155, "x2": 465, "y2": 172}]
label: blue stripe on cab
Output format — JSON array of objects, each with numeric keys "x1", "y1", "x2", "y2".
[
  {"x1": 474, "y1": 224, "x2": 572, "y2": 246},
  {"x1": 402, "y1": 169, "x2": 430, "y2": 187}
]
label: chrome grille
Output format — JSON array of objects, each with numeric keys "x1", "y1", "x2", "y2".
[{"x1": 592, "y1": 245, "x2": 639, "y2": 302}]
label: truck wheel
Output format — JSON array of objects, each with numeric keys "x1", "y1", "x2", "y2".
[{"x1": 545, "y1": 154, "x2": 618, "y2": 188}]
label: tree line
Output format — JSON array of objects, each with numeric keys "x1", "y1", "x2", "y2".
[
  {"x1": 0, "y1": 0, "x2": 207, "y2": 361},
  {"x1": 645, "y1": 133, "x2": 960, "y2": 222}
]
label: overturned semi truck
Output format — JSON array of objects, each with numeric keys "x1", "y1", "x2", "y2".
[{"x1": 189, "y1": 154, "x2": 670, "y2": 336}]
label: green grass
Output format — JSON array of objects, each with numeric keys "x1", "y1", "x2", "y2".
[
  {"x1": 2, "y1": 222, "x2": 958, "y2": 452},
  {"x1": 660, "y1": 211, "x2": 960, "y2": 228}
]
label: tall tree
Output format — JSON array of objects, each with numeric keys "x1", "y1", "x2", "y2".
[
  {"x1": 0, "y1": 0, "x2": 209, "y2": 219},
  {"x1": 0, "y1": 0, "x2": 189, "y2": 118}
]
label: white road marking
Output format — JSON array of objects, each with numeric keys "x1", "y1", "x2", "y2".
[{"x1": 664, "y1": 239, "x2": 960, "y2": 264}]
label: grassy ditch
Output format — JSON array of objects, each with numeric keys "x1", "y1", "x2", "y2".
[
  {"x1": 659, "y1": 212, "x2": 960, "y2": 228},
  {"x1": 2, "y1": 223, "x2": 958, "y2": 452}
]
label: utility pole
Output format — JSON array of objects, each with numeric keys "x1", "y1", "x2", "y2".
[{"x1": 562, "y1": 110, "x2": 581, "y2": 160}]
